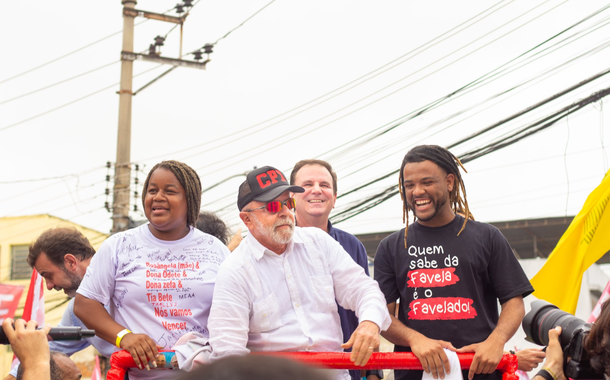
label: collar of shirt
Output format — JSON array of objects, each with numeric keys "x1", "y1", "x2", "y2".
[{"x1": 244, "y1": 228, "x2": 303, "y2": 261}]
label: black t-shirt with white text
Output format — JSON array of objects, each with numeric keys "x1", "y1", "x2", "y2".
[{"x1": 374, "y1": 215, "x2": 533, "y2": 380}]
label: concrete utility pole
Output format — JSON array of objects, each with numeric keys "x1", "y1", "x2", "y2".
[
  {"x1": 111, "y1": 0, "x2": 210, "y2": 233},
  {"x1": 112, "y1": 0, "x2": 136, "y2": 233}
]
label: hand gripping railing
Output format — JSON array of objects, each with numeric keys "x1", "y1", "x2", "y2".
[{"x1": 107, "y1": 350, "x2": 518, "y2": 380}]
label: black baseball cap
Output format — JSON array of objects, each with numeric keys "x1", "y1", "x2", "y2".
[{"x1": 237, "y1": 166, "x2": 304, "y2": 211}]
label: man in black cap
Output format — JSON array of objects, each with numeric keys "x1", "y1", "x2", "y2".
[{"x1": 207, "y1": 166, "x2": 391, "y2": 379}]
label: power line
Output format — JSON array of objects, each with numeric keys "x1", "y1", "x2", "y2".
[
  {"x1": 187, "y1": 0, "x2": 569, "y2": 175},
  {"x1": 214, "y1": 0, "x2": 277, "y2": 45},
  {"x1": 141, "y1": 0, "x2": 512, "y2": 164},
  {"x1": 332, "y1": 80, "x2": 610, "y2": 219},
  {"x1": 461, "y1": 86, "x2": 610, "y2": 162},
  {"x1": 205, "y1": 2, "x2": 604, "y2": 215},
  {"x1": 206, "y1": 7, "x2": 610, "y2": 218},
  {"x1": 333, "y1": 36, "x2": 610, "y2": 177},
  {"x1": 0, "y1": 65, "x2": 164, "y2": 133},
  {"x1": 0, "y1": 1, "x2": 187, "y2": 86},
  {"x1": 330, "y1": 83, "x2": 610, "y2": 225},
  {"x1": 448, "y1": 66, "x2": 610, "y2": 150},
  {"x1": 321, "y1": 3, "x2": 610, "y2": 165},
  {"x1": 0, "y1": 60, "x2": 119, "y2": 106},
  {"x1": 0, "y1": 19, "x2": 149, "y2": 85},
  {"x1": 162, "y1": 0, "x2": 203, "y2": 40}
]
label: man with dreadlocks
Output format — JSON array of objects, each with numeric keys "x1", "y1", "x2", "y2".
[{"x1": 374, "y1": 145, "x2": 533, "y2": 380}]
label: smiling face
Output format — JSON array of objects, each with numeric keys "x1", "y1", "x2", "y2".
[
  {"x1": 34, "y1": 252, "x2": 81, "y2": 298},
  {"x1": 240, "y1": 191, "x2": 295, "y2": 254},
  {"x1": 144, "y1": 168, "x2": 189, "y2": 240},
  {"x1": 402, "y1": 160, "x2": 456, "y2": 227},
  {"x1": 292, "y1": 164, "x2": 337, "y2": 227}
]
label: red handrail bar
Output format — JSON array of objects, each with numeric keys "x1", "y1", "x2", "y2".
[{"x1": 107, "y1": 350, "x2": 518, "y2": 380}]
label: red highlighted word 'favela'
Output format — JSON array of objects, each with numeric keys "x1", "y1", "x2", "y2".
[
  {"x1": 407, "y1": 268, "x2": 459, "y2": 288},
  {"x1": 408, "y1": 297, "x2": 477, "y2": 320}
]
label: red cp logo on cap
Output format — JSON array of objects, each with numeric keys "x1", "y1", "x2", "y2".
[{"x1": 256, "y1": 170, "x2": 286, "y2": 188}]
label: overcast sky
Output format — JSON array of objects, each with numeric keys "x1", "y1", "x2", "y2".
[{"x1": 1, "y1": 0, "x2": 609, "y2": 241}]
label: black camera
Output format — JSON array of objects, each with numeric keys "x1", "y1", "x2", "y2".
[
  {"x1": 0, "y1": 326, "x2": 95, "y2": 345},
  {"x1": 522, "y1": 300, "x2": 602, "y2": 379}
]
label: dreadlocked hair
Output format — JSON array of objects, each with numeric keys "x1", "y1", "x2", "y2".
[
  {"x1": 399, "y1": 145, "x2": 474, "y2": 248},
  {"x1": 141, "y1": 160, "x2": 202, "y2": 227}
]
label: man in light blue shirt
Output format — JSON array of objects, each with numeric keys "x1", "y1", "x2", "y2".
[{"x1": 5, "y1": 228, "x2": 115, "y2": 380}]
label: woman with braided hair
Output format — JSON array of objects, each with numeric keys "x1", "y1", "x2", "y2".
[
  {"x1": 75, "y1": 160, "x2": 230, "y2": 380},
  {"x1": 374, "y1": 145, "x2": 533, "y2": 380}
]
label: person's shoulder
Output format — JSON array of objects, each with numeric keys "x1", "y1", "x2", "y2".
[
  {"x1": 292, "y1": 227, "x2": 340, "y2": 252},
  {"x1": 219, "y1": 240, "x2": 253, "y2": 271},
  {"x1": 380, "y1": 229, "x2": 406, "y2": 244},
  {"x1": 64, "y1": 298, "x2": 77, "y2": 321},
  {"x1": 460, "y1": 218, "x2": 503, "y2": 236},
  {"x1": 330, "y1": 225, "x2": 360, "y2": 243},
  {"x1": 108, "y1": 224, "x2": 146, "y2": 244},
  {"x1": 375, "y1": 229, "x2": 406, "y2": 258},
  {"x1": 295, "y1": 226, "x2": 332, "y2": 241},
  {"x1": 191, "y1": 228, "x2": 229, "y2": 249},
  {"x1": 95, "y1": 227, "x2": 139, "y2": 256}
]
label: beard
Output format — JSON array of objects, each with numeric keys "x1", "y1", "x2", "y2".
[
  {"x1": 252, "y1": 213, "x2": 295, "y2": 245},
  {"x1": 60, "y1": 266, "x2": 82, "y2": 298},
  {"x1": 409, "y1": 196, "x2": 448, "y2": 222}
]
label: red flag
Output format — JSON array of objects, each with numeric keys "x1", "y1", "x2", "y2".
[
  {"x1": 11, "y1": 270, "x2": 45, "y2": 370},
  {"x1": 0, "y1": 284, "x2": 24, "y2": 320},
  {"x1": 21, "y1": 270, "x2": 45, "y2": 324},
  {"x1": 588, "y1": 280, "x2": 610, "y2": 323},
  {"x1": 91, "y1": 355, "x2": 102, "y2": 380}
]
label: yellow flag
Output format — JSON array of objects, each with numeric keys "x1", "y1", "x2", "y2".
[{"x1": 531, "y1": 169, "x2": 610, "y2": 314}]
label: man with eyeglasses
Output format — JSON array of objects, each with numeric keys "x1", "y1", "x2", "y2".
[{"x1": 207, "y1": 166, "x2": 391, "y2": 379}]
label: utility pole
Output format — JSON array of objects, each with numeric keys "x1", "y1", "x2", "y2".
[
  {"x1": 111, "y1": 0, "x2": 210, "y2": 233},
  {"x1": 112, "y1": 0, "x2": 136, "y2": 233}
]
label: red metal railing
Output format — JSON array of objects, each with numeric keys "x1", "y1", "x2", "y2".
[{"x1": 107, "y1": 350, "x2": 518, "y2": 380}]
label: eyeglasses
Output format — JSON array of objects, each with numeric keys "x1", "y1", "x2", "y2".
[{"x1": 243, "y1": 198, "x2": 296, "y2": 213}]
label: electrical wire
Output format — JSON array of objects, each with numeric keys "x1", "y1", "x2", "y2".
[
  {"x1": 328, "y1": 83, "x2": 610, "y2": 224},
  {"x1": 332, "y1": 34, "x2": 610, "y2": 171},
  {"x1": 321, "y1": 2, "x2": 610, "y2": 164},
  {"x1": 207, "y1": 27, "x2": 608, "y2": 220},
  {"x1": 337, "y1": 44, "x2": 610, "y2": 178},
  {"x1": 0, "y1": 65, "x2": 164, "y2": 133},
  {"x1": 0, "y1": 19, "x2": 149, "y2": 85},
  {"x1": 0, "y1": 60, "x2": 120, "y2": 106},
  {"x1": 208, "y1": 49, "x2": 610, "y2": 220},
  {"x1": 5, "y1": 1, "x2": 608, "y2": 232},
  {"x1": 185, "y1": 0, "x2": 570, "y2": 175},
  {"x1": 214, "y1": 0, "x2": 277, "y2": 45},
  {"x1": 162, "y1": 0, "x2": 203, "y2": 40},
  {"x1": 0, "y1": 168, "x2": 101, "y2": 184},
  {"x1": 142, "y1": 0, "x2": 512, "y2": 163}
]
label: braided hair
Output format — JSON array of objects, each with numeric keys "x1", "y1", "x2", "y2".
[
  {"x1": 141, "y1": 160, "x2": 202, "y2": 227},
  {"x1": 399, "y1": 145, "x2": 473, "y2": 248}
]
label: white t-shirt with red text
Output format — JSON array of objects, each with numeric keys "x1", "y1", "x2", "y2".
[{"x1": 78, "y1": 224, "x2": 229, "y2": 379}]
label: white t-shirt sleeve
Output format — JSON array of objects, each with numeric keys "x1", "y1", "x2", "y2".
[
  {"x1": 421, "y1": 349, "x2": 463, "y2": 380},
  {"x1": 76, "y1": 239, "x2": 116, "y2": 305}
]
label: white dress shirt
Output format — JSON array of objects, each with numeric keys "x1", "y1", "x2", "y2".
[{"x1": 208, "y1": 226, "x2": 391, "y2": 369}]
